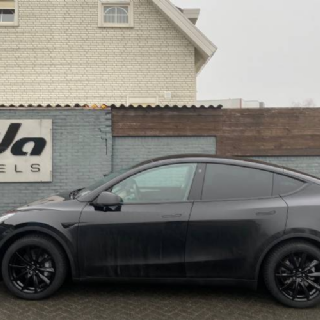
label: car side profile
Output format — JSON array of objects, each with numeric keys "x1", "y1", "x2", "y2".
[{"x1": 1, "y1": 154, "x2": 320, "y2": 308}]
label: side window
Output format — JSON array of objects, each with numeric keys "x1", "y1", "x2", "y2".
[
  {"x1": 273, "y1": 174, "x2": 305, "y2": 196},
  {"x1": 202, "y1": 164, "x2": 273, "y2": 201},
  {"x1": 0, "y1": 0, "x2": 17, "y2": 26},
  {"x1": 112, "y1": 163, "x2": 197, "y2": 203}
]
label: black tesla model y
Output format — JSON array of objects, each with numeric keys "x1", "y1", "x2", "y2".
[{"x1": 1, "y1": 155, "x2": 320, "y2": 308}]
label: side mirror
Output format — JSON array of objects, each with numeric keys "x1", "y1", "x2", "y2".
[{"x1": 95, "y1": 192, "x2": 122, "y2": 207}]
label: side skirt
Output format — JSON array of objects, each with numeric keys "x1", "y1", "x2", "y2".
[{"x1": 75, "y1": 277, "x2": 257, "y2": 290}]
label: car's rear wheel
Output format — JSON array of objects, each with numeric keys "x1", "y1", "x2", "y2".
[
  {"x1": 264, "y1": 241, "x2": 320, "y2": 308},
  {"x1": 1, "y1": 235, "x2": 67, "y2": 300}
]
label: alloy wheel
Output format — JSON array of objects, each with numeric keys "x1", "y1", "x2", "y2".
[
  {"x1": 275, "y1": 251, "x2": 320, "y2": 302},
  {"x1": 8, "y1": 245, "x2": 56, "y2": 294}
]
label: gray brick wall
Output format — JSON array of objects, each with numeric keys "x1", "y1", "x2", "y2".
[
  {"x1": 0, "y1": 109, "x2": 111, "y2": 214},
  {"x1": 112, "y1": 137, "x2": 217, "y2": 171},
  {"x1": 252, "y1": 157, "x2": 320, "y2": 177}
]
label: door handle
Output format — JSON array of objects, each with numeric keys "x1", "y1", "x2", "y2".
[
  {"x1": 162, "y1": 214, "x2": 183, "y2": 219},
  {"x1": 256, "y1": 210, "x2": 276, "y2": 217}
]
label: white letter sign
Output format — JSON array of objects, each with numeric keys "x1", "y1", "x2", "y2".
[{"x1": 0, "y1": 120, "x2": 52, "y2": 182}]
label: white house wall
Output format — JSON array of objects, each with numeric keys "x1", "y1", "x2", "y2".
[{"x1": 0, "y1": 0, "x2": 196, "y2": 105}]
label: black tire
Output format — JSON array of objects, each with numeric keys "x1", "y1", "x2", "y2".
[
  {"x1": 1, "y1": 234, "x2": 67, "y2": 300},
  {"x1": 264, "y1": 241, "x2": 320, "y2": 308}
]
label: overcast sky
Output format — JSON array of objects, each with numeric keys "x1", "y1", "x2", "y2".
[{"x1": 172, "y1": 0, "x2": 320, "y2": 107}]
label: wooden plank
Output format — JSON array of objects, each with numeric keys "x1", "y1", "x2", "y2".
[
  {"x1": 112, "y1": 108, "x2": 320, "y2": 156},
  {"x1": 113, "y1": 115, "x2": 320, "y2": 128},
  {"x1": 218, "y1": 135, "x2": 320, "y2": 156}
]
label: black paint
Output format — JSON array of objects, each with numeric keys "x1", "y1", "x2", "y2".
[
  {"x1": 1, "y1": 155, "x2": 320, "y2": 294},
  {"x1": 0, "y1": 123, "x2": 21, "y2": 154}
]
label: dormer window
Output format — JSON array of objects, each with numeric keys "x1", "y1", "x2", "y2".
[
  {"x1": 98, "y1": 0, "x2": 133, "y2": 28},
  {"x1": 0, "y1": 0, "x2": 18, "y2": 26}
]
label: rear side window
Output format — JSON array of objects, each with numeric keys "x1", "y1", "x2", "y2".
[
  {"x1": 273, "y1": 174, "x2": 305, "y2": 196},
  {"x1": 202, "y1": 164, "x2": 273, "y2": 201}
]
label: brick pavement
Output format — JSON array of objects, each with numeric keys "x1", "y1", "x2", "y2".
[{"x1": 0, "y1": 282, "x2": 319, "y2": 320}]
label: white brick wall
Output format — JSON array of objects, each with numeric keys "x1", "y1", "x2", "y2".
[{"x1": 0, "y1": 0, "x2": 196, "y2": 105}]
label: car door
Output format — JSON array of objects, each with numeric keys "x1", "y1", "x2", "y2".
[
  {"x1": 185, "y1": 163, "x2": 288, "y2": 280},
  {"x1": 79, "y1": 163, "x2": 198, "y2": 279}
]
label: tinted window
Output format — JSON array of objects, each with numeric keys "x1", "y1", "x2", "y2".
[
  {"x1": 112, "y1": 163, "x2": 197, "y2": 203},
  {"x1": 273, "y1": 174, "x2": 305, "y2": 195},
  {"x1": 202, "y1": 164, "x2": 273, "y2": 200}
]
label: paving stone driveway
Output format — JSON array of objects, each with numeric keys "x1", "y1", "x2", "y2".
[{"x1": 0, "y1": 281, "x2": 319, "y2": 320}]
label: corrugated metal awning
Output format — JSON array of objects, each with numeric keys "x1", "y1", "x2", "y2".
[{"x1": 0, "y1": 104, "x2": 223, "y2": 109}]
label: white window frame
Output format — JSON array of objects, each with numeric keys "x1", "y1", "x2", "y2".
[
  {"x1": 98, "y1": 0, "x2": 133, "y2": 28},
  {"x1": 0, "y1": 0, "x2": 18, "y2": 27}
]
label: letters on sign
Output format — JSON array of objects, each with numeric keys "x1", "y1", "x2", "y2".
[{"x1": 0, "y1": 120, "x2": 52, "y2": 182}]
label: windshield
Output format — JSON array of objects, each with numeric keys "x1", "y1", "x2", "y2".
[{"x1": 76, "y1": 168, "x2": 129, "y2": 197}]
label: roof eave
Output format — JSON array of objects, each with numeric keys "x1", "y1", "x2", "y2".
[
  {"x1": 195, "y1": 49, "x2": 216, "y2": 75},
  {"x1": 151, "y1": 0, "x2": 217, "y2": 65}
]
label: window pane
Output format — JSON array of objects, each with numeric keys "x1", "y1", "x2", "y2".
[
  {"x1": 104, "y1": 6, "x2": 128, "y2": 24},
  {"x1": 202, "y1": 164, "x2": 273, "y2": 201},
  {"x1": 112, "y1": 164, "x2": 197, "y2": 203},
  {"x1": 273, "y1": 174, "x2": 305, "y2": 196},
  {"x1": 0, "y1": 9, "x2": 15, "y2": 22}
]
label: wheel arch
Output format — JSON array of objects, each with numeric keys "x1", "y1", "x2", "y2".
[
  {"x1": 0, "y1": 226, "x2": 79, "y2": 279},
  {"x1": 256, "y1": 234, "x2": 320, "y2": 281}
]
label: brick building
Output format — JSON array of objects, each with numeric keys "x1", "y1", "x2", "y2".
[
  {"x1": 1, "y1": 105, "x2": 320, "y2": 214},
  {"x1": 0, "y1": 0, "x2": 216, "y2": 105}
]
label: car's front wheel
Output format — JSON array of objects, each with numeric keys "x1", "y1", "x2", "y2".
[
  {"x1": 1, "y1": 234, "x2": 67, "y2": 300},
  {"x1": 264, "y1": 241, "x2": 320, "y2": 308}
]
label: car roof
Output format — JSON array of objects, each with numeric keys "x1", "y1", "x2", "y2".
[
  {"x1": 134, "y1": 154, "x2": 267, "y2": 166},
  {"x1": 133, "y1": 154, "x2": 320, "y2": 183}
]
